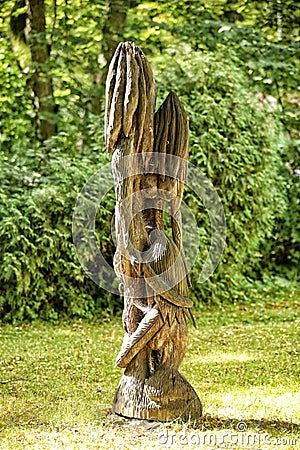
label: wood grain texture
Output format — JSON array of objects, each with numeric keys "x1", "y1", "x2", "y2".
[{"x1": 105, "y1": 42, "x2": 202, "y2": 421}]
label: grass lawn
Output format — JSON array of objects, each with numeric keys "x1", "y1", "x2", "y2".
[{"x1": 0, "y1": 295, "x2": 299, "y2": 449}]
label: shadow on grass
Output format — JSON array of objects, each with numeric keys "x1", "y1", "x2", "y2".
[
  {"x1": 105, "y1": 411, "x2": 299, "y2": 440},
  {"x1": 193, "y1": 413, "x2": 300, "y2": 436}
]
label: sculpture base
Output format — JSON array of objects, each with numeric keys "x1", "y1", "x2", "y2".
[{"x1": 112, "y1": 367, "x2": 202, "y2": 422}]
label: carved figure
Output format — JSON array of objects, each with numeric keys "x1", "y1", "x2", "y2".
[{"x1": 105, "y1": 42, "x2": 202, "y2": 421}]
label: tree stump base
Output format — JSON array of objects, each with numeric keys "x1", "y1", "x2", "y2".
[{"x1": 113, "y1": 366, "x2": 202, "y2": 422}]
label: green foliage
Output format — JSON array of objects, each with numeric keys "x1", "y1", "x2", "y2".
[
  {"x1": 261, "y1": 137, "x2": 300, "y2": 280},
  {"x1": 0, "y1": 131, "x2": 118, "y2": 322},
  {"x1": 0, "y1": 38, "x2": 34, "y2": 147},
  {"x1": 126, "y1": 1, "x2": 299, "y2": 134},
  {"x1": 49, "y1": 0, "x2": 107, "y2": 113}
]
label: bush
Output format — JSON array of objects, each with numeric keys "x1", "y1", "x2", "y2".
[
  {"x1": 260, "y1": 136, "x2": 300, "y2": 280},
  {"x1": 0, "y1": 131, "x2": 118, "y2": 322}
]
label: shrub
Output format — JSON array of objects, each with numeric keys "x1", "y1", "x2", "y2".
[
  {"x1": 260, "y1": 136, "x2": 300, "y2": 280},
  {"x1": 0, "y1": 131, "x2": 117, "y2": 322}
]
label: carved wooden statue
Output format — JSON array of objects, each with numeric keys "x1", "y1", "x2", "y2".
[{"x1": 105, "y1": 42, "x2": 202, "y2": 422}]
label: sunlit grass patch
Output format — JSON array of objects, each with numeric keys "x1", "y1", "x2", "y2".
[{"x1": 0, "y1": 296, "x2": 299, "y2": 449}]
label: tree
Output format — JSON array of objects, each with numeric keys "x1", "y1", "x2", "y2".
[
  {"x1": 102, "y1": 0, "x2": 128, "y2": 82},
  {"x1": 10, "y1": 0, "x2": 57, "y2": 141}
]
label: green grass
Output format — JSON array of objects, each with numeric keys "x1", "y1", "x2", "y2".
[{"x1": 0, "y1": 295, "x2": 299, "y2": 449}]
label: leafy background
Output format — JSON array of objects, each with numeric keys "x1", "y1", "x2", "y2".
[{"x1": 0, "y1": 0, "x2": 299, "y2": 322}]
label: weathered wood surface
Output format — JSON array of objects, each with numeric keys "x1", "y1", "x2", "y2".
[{"x1": 105, "y1": 42, "x2": 202, "y2": 421}]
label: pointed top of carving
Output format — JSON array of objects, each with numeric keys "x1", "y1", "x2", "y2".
[
  {"x1": 105, "y1": 41, "x2": 156, "y2": 153},
  {"x1": 154, "y1": 90, "x2": 189, "y2": 161}
]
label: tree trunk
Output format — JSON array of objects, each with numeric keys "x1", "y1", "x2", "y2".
[
  {"x1": 10, "y1": 0, "x2": 57, "y2": 141},
  {"x1": 27, "y1": 0, "x2": 57, "y2": 140},
  {"x1": 105, "y1": 42, "x2": 202, "y2": 422},
  {"x1": 102, "y1": 0, "x2": 127, "y2": 73},
  {"x1": 9, "y1": 0, "x2": 29, "y2": 70},
  {"x1": 89, "y1": 0, "x2": 128, "y2": 115}
]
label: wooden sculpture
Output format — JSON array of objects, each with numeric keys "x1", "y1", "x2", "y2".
[{"x1": 105, "y1": 42, "x2": 202, "y2": 422}]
